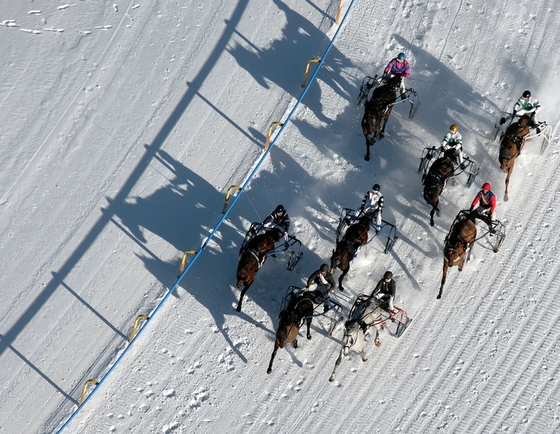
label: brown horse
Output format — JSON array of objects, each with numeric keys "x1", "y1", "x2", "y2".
[
  {"x1": 330, "y1": 215, "x2": 372, "y2": 291},
  {"x1": 423, "y1": 149, "x2": 456, "y2": 227},
  {"x1": 236, "y1": 232, "x2": 275, "y2": 312},
  {"x1": 499, "y1": 117, "x2": 531, "y2": 201},
  {"x1": 437, "y1": 211, "x2": 477, "y2": 299},
  {"x1": 267, "y1": 294, "x2": 314, "y2": 374},
  {"x1": 361, "y1": 76, "x2": 401, "y2": 161}
]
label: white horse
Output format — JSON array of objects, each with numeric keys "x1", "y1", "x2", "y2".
[{"x1": 329, "y1": 295, "x2": 388, "y2": 382}]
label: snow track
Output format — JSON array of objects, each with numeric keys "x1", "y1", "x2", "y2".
[{"x1": 1, "y1": 0, "x2": 559, "y2": 433}]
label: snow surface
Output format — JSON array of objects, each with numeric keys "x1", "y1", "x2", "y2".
[{"x1": 1, "y1": 0, "x2": 559, "y2": 433}]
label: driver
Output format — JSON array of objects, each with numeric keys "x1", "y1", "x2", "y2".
[
  {"x1": 469, "y1": 183, "x2": 496, "y2": 233},
  {"x1": 305, "y1": 264, "x2": 336, "y2": 312},
  {"x1": 370, "y1": 271, "x2": 396, "y2": 313},
  {"x1": 383, "y1": 52, "x2": 410, "y2": 98},
  {"x1": 438, "y1": 124, "x2": 467, "y2": 168},
  {"x1": 262, "y1": 204, "x2": 290, "y2": 241},
  {"x1": 356, "y1": 183, "x2": 384, "y2": 227},
  {"x1": 500, "y1": 90, "x2": 541, "y2": 132}
]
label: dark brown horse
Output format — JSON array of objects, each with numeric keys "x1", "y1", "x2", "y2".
[
  {"x1": 423, "y1": 149, "x2": 455, "y2": 226},
  {"x1": 267, "y1": 294, "x2": 314, "y2": 374},
  {"x1": 236, "y1": 232, "x2": 275, "y2": 312},
  {"x1": 499, "y1": 116, "x2": 530, "y2": 201},
  {"x1": 361, "y1": 76, "x2": 400, "y2": 161},
  {"x1": 437, "y1": 211, "x2": 477, "y2": 299},
  {"x1": 330, "y1": 215, "x2": 372, "y2": 291}
]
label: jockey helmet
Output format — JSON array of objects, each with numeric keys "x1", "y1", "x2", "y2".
[
  {"x1": 320, "y1": 264, "x2": 329, "y2": 272},
  {"x1": 482, "y1": 182, "x2": 491, "y2": 191},
  {"x1": 449, "y1": 124, "x2": 459, "y2": 133},
  {"x1": 384, "y1": 271, "x2": 393, "y2": 280},
  {"x1": 397, "y1": 52, "x2": 406, "y2": 62},
  {"x1": 372, "y1": 183, "x2": 380, "y2": 191},
  {"x1": 522, "y1": 90, "x2": 531, "y2": 99},
  {"x1": 275, "y1": 204, "x2": 285, "y2": 214}
]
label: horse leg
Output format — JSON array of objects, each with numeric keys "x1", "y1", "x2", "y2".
[
  {"x1": 429, "y1": 205, "x2": 436, "y2": 227},
  {"x1": 437, "y1": 261, "x2": 448, "y2": 299},
  {"x1": 338, "y1": 269, "x2": 347, "y2": 292},
  {"x1": 504, "y1": 166, "x2": 511, "y2": 202},
  {"x1": 467, "y1": 242, "x2": 475, "y2": 262},
  {"x1": 293, "y1": 338, "x2": 298, "y2": 349},
  {"x1": 374, "y1": 327, "x2": 381, "y2": 347},
  {"x1": 236, "y1": 281, "x2": 252, "y2": 312},
  {"x1": 329, "y1": 348, "x2": 344, "y2": 382},
  {"x1": 379, "y1": 113, "x2": 390, "y2": 138},
  {"x1": 305, "y1": 318, "x2": 312, "y2": 340},
  {"x1": 267, "y1": 341, "x2": 279, "y2": 374},
  {"x1": 365, "y1": 138, "x2": 374, "y2": 161}
]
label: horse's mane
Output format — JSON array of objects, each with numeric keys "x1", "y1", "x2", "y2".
[
  {"x1": 246, "y1": 232, "x2": 273, "y2": 255},
  {"x1": 282, "y1": 295, "x2": 313, "y2": 323},
  {"x1": 447, "y1": 212, "x2": 476, "y2": 247},
  {"x1": 343, "y1": 216, "x2": 371, "y2": 243},
  {"x1": 366, "y1": 77, "x2": 399, "y2": 112},
  {"x1": 349, "y1": 297, "x2": 384, "y2": 328}
]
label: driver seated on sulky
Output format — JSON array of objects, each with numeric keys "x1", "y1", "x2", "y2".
[
  {"x1": 305, "y1": 264, "x2": 336, "y2": 312},
  {"x1": 370, "y1": 271, "x2": 397, "y2": 314},
  {"x1": 262, "y1": 204, "x2": 290, "y2": 242}
]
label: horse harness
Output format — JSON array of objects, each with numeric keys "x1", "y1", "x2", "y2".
[{"x1": 248, "y1": 249, "x2": 266, "y2": 269}]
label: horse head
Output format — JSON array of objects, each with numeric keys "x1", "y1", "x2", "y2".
[
  {"x1": 444, "y1": 239, "x2": 464, "y2": 264},
  {"x1": 423, "y1": 174, "x2": 443, "y2": 202},
  {"x1": 236, "y1": 249, "x2": 259, "y2": 286},
  {"x1": 341, "y1": 320, "x2": 363, "y2": 355},
  {"x1": 344, "y1": 217, "x2": 370, "y2": 247}
]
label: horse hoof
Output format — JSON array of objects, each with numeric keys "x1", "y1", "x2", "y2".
[
  {"x1": 267, "y1": 368, "x2": 272, "y2": 374},
  {"x1": 329, "y1": 376, "x2": 335, "y2": 382},
  {"x1": 437, "y1": 294, "x2": 442, "y2": 300},
  {"x1": 236, "y1": 305, "x2": 241, "y2": 312},
  {"x1": 430, "y1": 221, "x2": 434, "y2": 227},
  {"x1": 364, "y1": 155, "x2": 370, "y2": 162},
  {"x1": 379, "y1": 132, "x2": 385, "y2": 138},
  {"x1": 307, "y1": 334, "x2": 312, "y2": 340},
  {"x1": 375, "y1": 340, "x2": 381, "y2": 347},
  {"x1": 362, "y1": 357, "x2": 368, "y2": 362}
]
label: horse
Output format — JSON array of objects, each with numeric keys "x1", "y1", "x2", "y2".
[
  {"x1": 235, "y1": 231, "x2": 275, "y2": 312},
  {"x1": 330, "y1": 215, "x2": 372, "y2": 291},
  {"x1": 499, "y1": 116, "x2": 531, "y2": 201},
  {"x1": 267, "y1": 294, "x2": 314, "y2": 374},
  {"x1": 423, "y1": 150, "x2": 456, "y2": 226},
  {"x1": 437, "y1": 211, "x2": 477, "y2": 299},
  {"x1": 361, "y1": 75, "x2": 401, "y2": 161},
  {"x1": 329, "y1": 295, "x2": 387, "y2": 382}
]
